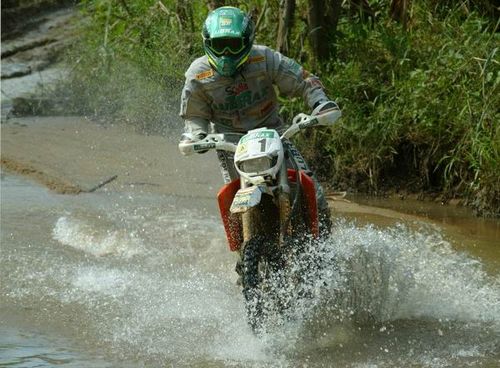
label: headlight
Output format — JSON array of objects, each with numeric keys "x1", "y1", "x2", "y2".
[{"x1": 240, "y1": 157, "x2": 271, "y2": 173}]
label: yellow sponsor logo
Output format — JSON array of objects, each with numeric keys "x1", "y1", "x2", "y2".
[
  {"x1": 195, "y1": 69, "x2": 214, "y2": 80},
  {"x1": 220, "y1": 17, "x2": 232, "y2": 27},
  {"x1": 248, "y1": 55, "x2": 265, "y2": 64},
  {"x1": 236, "y1": 143, "x2": 247, "y2": 154}
]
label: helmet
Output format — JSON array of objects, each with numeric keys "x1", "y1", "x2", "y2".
[{"x1": 202, "y1": 7, "x2": 255, "y2": 77}]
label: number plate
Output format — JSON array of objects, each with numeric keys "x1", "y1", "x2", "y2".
[{"x1": 230, "y1": 186, "x2": 262, "y2": 213}]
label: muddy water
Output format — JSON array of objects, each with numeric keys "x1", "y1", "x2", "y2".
[
  {"x1": 335, "y1": 195, "x2": 500, "y2": 275},
  {"x1": 1, "y1": 172, "x2": 499, "y2": 367}
]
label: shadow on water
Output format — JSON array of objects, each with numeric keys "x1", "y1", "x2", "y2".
[{"x1": 1, "y1": 173, "x2": 499, "y2": 367}]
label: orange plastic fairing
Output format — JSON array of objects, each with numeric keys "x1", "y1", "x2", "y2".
[{"x1": 217, "y1": 179, "x2": 243, "y2": 251}]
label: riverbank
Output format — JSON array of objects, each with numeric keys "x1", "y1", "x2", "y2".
[
  {"x1": 0, "y1": 115, "x2": 468, "y2": 214},
  {"x1": 0, "y1": 116, "x2": 221, "y2": 198}
]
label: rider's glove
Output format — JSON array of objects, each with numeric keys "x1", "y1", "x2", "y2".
[
  {"x1": 179, "y1": 131, "x2": 208, "y2": 154},
  {"x1": 312, "y1": 100, "x2": 339, "y2": 116}
]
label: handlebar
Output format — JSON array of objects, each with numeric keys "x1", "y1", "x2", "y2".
[
  {"x1": 178, "y1": 108, "x2": 341, "y2": 156},
  {"x1": 178, "y1": 133, "x2": 238, "y2": 156}
]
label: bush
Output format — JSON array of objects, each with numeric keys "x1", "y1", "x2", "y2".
[{"x1": 297, "y1": 3, "x2": 499, "y2": 216}]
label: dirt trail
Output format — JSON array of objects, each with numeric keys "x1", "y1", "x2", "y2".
[{"x1": 2, "y1": 114, "x2": 499, "y2": 274}]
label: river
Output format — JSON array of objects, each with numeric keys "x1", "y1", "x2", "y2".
[{"x1": 1, "y1": 168, "x2": 499, "y2": 367}]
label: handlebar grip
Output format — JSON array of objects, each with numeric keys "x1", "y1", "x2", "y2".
[{"x1": 178, "y1": 141, "x2": 196, "y2": 156}]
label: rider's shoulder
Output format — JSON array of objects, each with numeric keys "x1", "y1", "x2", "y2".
[
  {"x1": 185, "y1": 55, "x2": 215, "y2": 82},
  {"x1": 243, "y1": 45, "x2": 274, "y2": 71},
  {"x1": 248, "y1": 45, "x2": 275, "y2": 61},
  {"x1": 247, "y1": 45, "x2": 291, "y2": 69}
]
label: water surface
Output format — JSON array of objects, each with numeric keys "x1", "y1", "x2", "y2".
[{"x1": 1, "y1": 173, "x2": 499, "y2": 367}]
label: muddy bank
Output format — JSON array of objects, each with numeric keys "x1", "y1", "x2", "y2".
[
  {"x1": 0, "y1": 116, "x2": 449, "y2": 212},
  {"x1": 1, "y1": 0, "x2": 75, "y2": 39},
  {"x1": 1, "y1": 157, "x2": 81, "y2": 194},
  {"x1": 0, "y1": 116, "x2": 223, "y2": 198}
]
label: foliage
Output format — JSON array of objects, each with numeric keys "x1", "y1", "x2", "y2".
[
  {"x1": 60, "y1": 0, "x2": 499, "y2": 216},
  {"x1": 299, "y1": 3, "x2": 499, "y2": 216},
  {"x1": 59, "y1": 0, "x2": 208, "y2": 132}
]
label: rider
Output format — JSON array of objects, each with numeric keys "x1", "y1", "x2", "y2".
[{"x1": 179, "y1": 6, "x2": 339, "y2": 235}]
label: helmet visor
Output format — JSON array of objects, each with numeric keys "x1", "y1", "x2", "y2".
[{"x1": 206, "y1": 37, "x2": 245, "y2": 56}]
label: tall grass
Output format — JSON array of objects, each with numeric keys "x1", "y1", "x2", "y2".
[{"x1": 296, "y1": 3, "x2": 499, "y2": 216}]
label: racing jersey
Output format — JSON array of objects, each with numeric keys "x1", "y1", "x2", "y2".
[{"x1": 179, "y1": 45, "x2": 328, "y2": 135}]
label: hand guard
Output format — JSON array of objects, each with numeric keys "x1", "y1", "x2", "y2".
[
  {"x1": 179, "y1": 132, "x2": 208, "y2": 154},
  {"x1": 312, "y1": 100, "x2": 340, "y2": 116}
]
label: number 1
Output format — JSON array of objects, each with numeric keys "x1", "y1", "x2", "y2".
[{"x1": 259, "y1": 138, "x2": 266, "y2": 152}]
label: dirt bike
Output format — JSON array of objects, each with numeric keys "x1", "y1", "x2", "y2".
[{"x1": 179, "y1": 104, "x2": 341, "y2": 332}]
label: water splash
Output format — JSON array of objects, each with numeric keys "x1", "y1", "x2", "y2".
[
  {"x1": 278, "y1": 220, "x2": 500, "y2": 328},
  {"x1": 52, "y1": 215, "x2": 145, "y2": 258}
]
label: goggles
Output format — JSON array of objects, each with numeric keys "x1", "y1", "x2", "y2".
[{"x1": 205, "y1": 37, "x2": 246, "y2": 56}]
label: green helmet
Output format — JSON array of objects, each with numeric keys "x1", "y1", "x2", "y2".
[{"x1": 202, "y1": 7, "x2": 255, "y2": 77}]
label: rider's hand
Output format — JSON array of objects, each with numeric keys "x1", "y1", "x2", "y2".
[
  {"x1": 312, "y1": 100, "x2": 339, "y2": 116},
  {"x1": 179, "y1": 132, "x2": 209, "y2": 154}
]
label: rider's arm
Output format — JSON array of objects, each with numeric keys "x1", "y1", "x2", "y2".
[
  {"x1": 179, "y1": 70, "x2": 212, "y2": 138},
  {"x1": 265, "y1": 47, "x2": 333, "y2": 110}
]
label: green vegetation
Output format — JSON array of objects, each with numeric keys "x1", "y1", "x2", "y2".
[{"x1": 60, "y1": 0, "x2": 499, "y2": 216}]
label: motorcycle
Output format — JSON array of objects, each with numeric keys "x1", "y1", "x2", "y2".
[{"x1": 179, "y1": 104, "x2": 342, "y2": 332}]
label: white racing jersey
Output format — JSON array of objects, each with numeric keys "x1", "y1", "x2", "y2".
[{"x1": 179, "y1": 45, "x2": 329, "y2": 135}]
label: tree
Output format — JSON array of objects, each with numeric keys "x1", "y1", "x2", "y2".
[
  {"x1": 349, "y1": 0, "x2": 375, "y2": 21},
  {"x1": 206, "y1": 0, "x2": 225, "y2": 11},
  {"x1": 176, "y1": 0, "x2": 195, "y2": 32},
  {"x1": 308, "y1": 0, "x2": 342, "y2": 63},
  {"x1": 390, "y1": 0, "x2": 411, "y2": 29},
  {"x1": 277, "y1": 0, "x2": 296, "y2": 55}
]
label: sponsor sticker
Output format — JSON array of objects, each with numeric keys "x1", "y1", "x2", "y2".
[
  {"x1": 218, "y1": 28, "x2": 236, "y2": 34},
  {"x1": 240, "y1": 130, "x2": 275, "y2": 143},
  {"x1": 220, "y1": 17, "x2": 232, "y2": 27},
  {"x1": 196, "y1": 69, "x2": 214, "y2": 80},
  {"x1": 248, "y1": 55, "x2": 265, "y2": 64},
  {"x1": 236, "y1": 142, "x2": 247, "y2": 154},
  {"x1": 233, "y1": 193, "x2": 251, "y2": 206},
  {"x1": 226, "y1": 83, "x2": 249, "y2": 96}
]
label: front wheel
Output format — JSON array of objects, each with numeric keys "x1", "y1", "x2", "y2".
[{"x1": 240, "y1": 235, "x2": 285, "y2": 333}]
